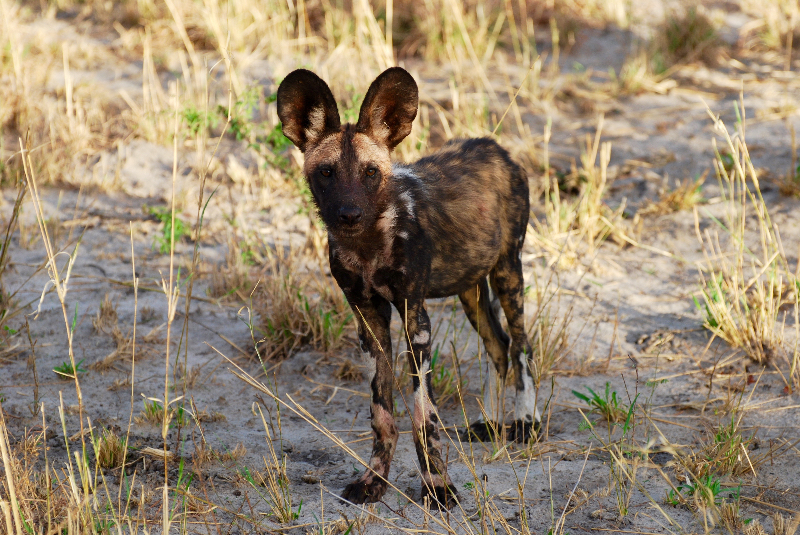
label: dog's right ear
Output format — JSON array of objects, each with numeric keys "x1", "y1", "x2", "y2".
[{"x1": 277, "y1": 70, "x2": 341, "y2": 152}]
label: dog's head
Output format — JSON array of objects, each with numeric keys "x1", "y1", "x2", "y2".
[{"x1": 277, "y1": 67, "x2": 418, "y2": 238}]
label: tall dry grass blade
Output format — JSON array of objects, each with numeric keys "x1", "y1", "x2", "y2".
[
  {"x1": 0, "y1": 404, "x2": 23, "y2": 535},
  {"x1": 20, "y1": 137, "x2": 88, "y2": 458}
]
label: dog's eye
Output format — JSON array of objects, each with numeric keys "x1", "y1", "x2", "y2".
[
  {"x1": 366, "y1": 168, "x2": 377, "y2": 177},
  {"x1": 320, "y1": 169, "x2": 332, "y2": 178}
]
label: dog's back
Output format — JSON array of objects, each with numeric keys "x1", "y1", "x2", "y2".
[{"x1": 393, "y1": 138, "x2": 529, "y2": 298}]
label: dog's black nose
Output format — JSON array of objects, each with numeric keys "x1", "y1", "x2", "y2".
[{"x1": 338, "y1": 206, "x2": 363, "y2": 225}]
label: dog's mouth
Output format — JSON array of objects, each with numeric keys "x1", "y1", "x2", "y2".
[{"x1": 331, "y1": 225, "x2": 366, "y2": 239}]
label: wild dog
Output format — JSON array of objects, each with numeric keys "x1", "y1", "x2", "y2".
[{"x1": 277, "y1": 67, "x2": 540, "y2": 508}]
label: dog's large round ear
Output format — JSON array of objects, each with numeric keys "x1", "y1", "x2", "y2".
[
  {"x1": 277, "y1": 69, "x2": 341, "y2": 152},
  {"x1": 356, "y1": 67, "x2": 418, "y2": 150}
]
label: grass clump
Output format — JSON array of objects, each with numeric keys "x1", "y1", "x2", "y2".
[
  {"x1": 92, "y1": 428, "x2": 127, "y2": 469},
  {"x1": 573, "y1": 382, "x2": 628, "y2": 424},
  {"x1": 195, "y1": 443, "x2": 246, "y2": 466},
  {"x1": 531, "y1": 117, "x2": 629, "y2": 269},
  {"x1": 254, "y1": 246, "x2": 353, "y2": 360},
  {"x1": 137, "y1": 399, "x2": 164, "y2": 426},
  {"x1": 208, "y1": 233, "x2": 259, "y2": 301},
  {"x1": 429, "y1": 345, "x2": 462, "y2": 403},
  {"x1": 244, "y1": 398, "x2": 299, "y2": 523},
  {"x1": 527, "y1": 270, "x2": 574, "y2": 383},
  {"x1": 693, "y1": 103, "x2": 793, "y2": 364},
  {"x1": 671, "y1": 412, "x2": 761, "y2": 486},
  {"x1": 740, "y1": 0, "x2": 800, "y2": 58},
  {"x1": 641, "y1": 172, "x2": 707, "y2": 215},
  {"x1": 652, "y1": 7, "x2": 721, "y2": 71}
]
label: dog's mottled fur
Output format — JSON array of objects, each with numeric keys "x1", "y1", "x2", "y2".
[{"x1": 277, "y1": 67, "x2": 540, "y2": 508}]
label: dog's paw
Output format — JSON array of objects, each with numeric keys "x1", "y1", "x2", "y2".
[
  {"x1": 507, "y1": 419, "x2": 541, "y2": 443},
  {"x1": 459, "y1": 421, "x2": 503, "y2": 442},
  {"x1": 341, "y1": 477, "x2": 387, "y2": 504},
  {"x1": 421, "y1": 482, "x2": 459, "y2": 509}
]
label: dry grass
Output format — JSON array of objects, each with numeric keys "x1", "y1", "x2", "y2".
[
  {"x1": 92, "y1": 293, "x2": 119, "y2": 333},
  {"x1": 194, "y1": 442, "x2": 246, "y2": 465},
  {"x1": 0, "y1": 174, "x2": 26, "y2": 345},
  {"x1": 740, "y1": 0, "x2": 800, "y2": 60},
  {"x1": 208, "y1": 235, "x2": 256, "y2": 301},
  {"x1": 530, "y1": 116, "x2": 630, "y2": 269},
  {"x1": 254, "y1": 245, "x2": 354, "y2": 360},
  {"x1": 248, "y1": 401, "x2": 297, "y2": 524},
  {"x1": 693, "y1": 104, "x2": 796, "y2": 364},
  {"x1": 641, "y1": 171, "x2": 708, "y2": 216},
  {"x1": 92, "y1": 427, "x2": 127, "y2": 469},
  {"x1": 652, "y1": 6, "x2": 722, "y2": 70}
]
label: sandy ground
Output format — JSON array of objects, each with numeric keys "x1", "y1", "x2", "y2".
[{"x1": 2, "y1": 3, "x2": 800, "y2": 534}]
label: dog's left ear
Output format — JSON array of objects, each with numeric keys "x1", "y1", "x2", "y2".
[{"x1": 356, "y1": 67, "x2": 418, "y2": 150}]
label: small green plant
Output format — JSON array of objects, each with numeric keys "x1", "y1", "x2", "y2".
[
  {"x1": 572, "y1": 383, "x2": 627, "y2": 423},
  {"x1": 666, "y1": 475, "x2": 740, "y2": 509},
  {"x1": 712, "y1": 416, "x2": 749, "y2": 471},
  {"x1": 645, "y1": 378, "x2": 669, "y2": 388},
  {"x1": 53, "y1": 359, "x2": 86, "y2": 379},
  {"x1": 183, "y1": 106, "x2": 218, "y2": 135},
  {"x1": 94, "y1": 516, "x2": 116, "y2": 534},
  {"x1": 246, "y1": 118, "x2": 294, "y2": 171},
  {"x1": 340, "y1": 88, "x2": 363, "y2": 124},
  {"x1": 170, "y1": 458, "x2": 194, "y2": 516},
  {"x1": 264, "y1": 122, "x2": 293, "y2": 154},
  {"x1": 719, "y1": 150, "x2": 735, "y2": 173},
  {"x1": 693, "y1": 272, "x2": 726, "y2": 329},
  {"x1": 138, "y1": 399, "x2": 165, "y2": 426},
  {"x1": 429, "y1": 345, "x2": 461, "y2": 402},
  {"x1": 240, "y1": 414, "x2": 297, "y2": 523},
  {"x1": 147, "y1": 206, "x2": 190, "y2": 254},
  {"x1": 217, "y1": 86, "x2": 260, "y2": 141},
  {"x1": 174, "y1": 403, "x2": 191, "y2": 427},
  {"x1": 137, "y1": 399, "x2": 192, "y2": 428}
]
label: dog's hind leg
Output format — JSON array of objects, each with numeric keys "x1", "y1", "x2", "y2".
[
  {"x1": 458, "y1": 278, "x2": 511, "y2": 442},
  {"x1": 491, "y1": 250, "x2": 541, "y2": 443}
]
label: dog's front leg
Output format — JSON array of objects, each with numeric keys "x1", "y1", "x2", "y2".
[
  {"x1": 341, "y1": 295, "x2": 397, "y2": 504},
  {"x1": 400, "y1": 300, "x2": 458, "y2": 508}
]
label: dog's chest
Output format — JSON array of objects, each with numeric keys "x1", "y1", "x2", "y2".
[
  {"x1": 331, "y1": 204, "x2": 415, "y2": 302},
  {"x1": 336, "y1": 243, "x2": 399, "y2": 301}
]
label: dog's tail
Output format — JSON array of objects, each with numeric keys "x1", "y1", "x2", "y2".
[{"x1": 479, "y1": 277, "x2": 510, "y2": 352}]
